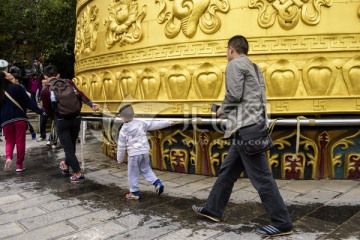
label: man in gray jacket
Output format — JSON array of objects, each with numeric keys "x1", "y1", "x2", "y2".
[{"x1": 192, "y1": 35, "x2": 293, "y2": 237}]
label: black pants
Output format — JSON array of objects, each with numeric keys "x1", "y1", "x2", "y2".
[
  {"x1": 39, "y1": 114, "x2": 48, "y2": 139},
  {"x1": 55, "y1": 116, "x2": 81, "y2": 173},
  {"x1": 27, "y1": 122, "x2": 35, "y2": 134},
  {"x1": 205, "y1": 134, "x2": 292, "y2": 229}
]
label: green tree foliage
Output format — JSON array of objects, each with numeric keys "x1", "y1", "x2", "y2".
[{"x1": 0, "y1": 0, "x2": 76, "y2": 78}]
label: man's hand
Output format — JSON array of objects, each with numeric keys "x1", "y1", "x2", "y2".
[
  {"x1": 92, "y1": 103, "x2": 100, "y2": 111},
  {"x1": 216, "y1": 106, "x2": 224, "y2": 117}
]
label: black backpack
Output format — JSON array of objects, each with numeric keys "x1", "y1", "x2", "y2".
[{"x1": 50, "y1": 79, "x2": 82, "y2": 118}]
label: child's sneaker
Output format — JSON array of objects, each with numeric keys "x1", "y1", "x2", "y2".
[
  {"x1": 31, "y1": 132, "x2": 36, "y2": 139},
  {"x1": 153, "y1": 179, "x2": 164, "y2": 196},
  {"x1": 125, "y1": 192, "x2": 140, "y2": 200},
  {"x1": 70, "y1": 174, "x2": 85, "y2": 184}
]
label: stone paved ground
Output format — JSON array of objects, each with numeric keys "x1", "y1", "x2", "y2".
[{"x1": 0, "y1": 128, "x2": 359, "y2": 240}]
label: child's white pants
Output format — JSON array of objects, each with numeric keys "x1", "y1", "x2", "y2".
[{"x1": 127, "y1": 154, "x2": 158, "y2": 193}]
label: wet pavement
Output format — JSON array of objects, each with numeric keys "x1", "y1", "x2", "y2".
[{"x1": 0, "y1": 128, "x2": 360, "y2": 239}]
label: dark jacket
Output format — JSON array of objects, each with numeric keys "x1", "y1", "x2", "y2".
[
  {"x1": 40, "y1": 78, "x2": 93, "y2": 119},
  {"x1": 0, "y1": 83, "x2": 44, "y2": 128}
]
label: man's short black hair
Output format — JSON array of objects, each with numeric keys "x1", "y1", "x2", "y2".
[
  {"x1": 228, "y1": 35, "x2": 249, "y2": 55},
  {"x1": 118, "y1": 104, "x2": 134, "y2": 119},
  {"x1": 43, "y1": 65, "x2": 58, "y2": 78}
]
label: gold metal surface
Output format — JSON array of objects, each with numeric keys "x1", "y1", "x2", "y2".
[
  {"x1": 75, "y1": 0, "x2": 360, "y2": 116},
  {"x1": 76, "y1": 0, "x2": 360, "y2": 178}
]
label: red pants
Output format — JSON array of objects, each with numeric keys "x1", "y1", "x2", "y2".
[{"x1": 3, "y1": 121, "x2": 27, "y2": 169}]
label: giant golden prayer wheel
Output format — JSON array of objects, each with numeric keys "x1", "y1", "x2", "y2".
[{"x1": 75, "y1": 0, "x2": 360, "y2": 179}]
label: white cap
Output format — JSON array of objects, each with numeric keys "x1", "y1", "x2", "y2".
[{"x1": 0, "y1": 59, "x2": 9, "y2": 70}]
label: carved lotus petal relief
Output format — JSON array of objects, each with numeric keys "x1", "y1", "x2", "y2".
[
  {"x1": 102, "y1": 71, "x2": 121, "y2": 100},
  {"x1": 164, "y1": 65, "x2": 191, "y2": 99},
  {"x1": 343, "y1": 56, "x2": 360, "y2": 95},
  {"x1": 303, "y1": 57, "x2": 337, "y2": 96},
  {"x1": 73, "y1": 77, "x2": 80, "y2": 88},
  {"x1": 266, "y1": 60, "x2": 300, "y2": 97},
  {"x1": 117, "y1": 69, "x2": 138, "y2": 99},
  {"x1": 89, "y1": 74, "x2": 103, "y2": 101},
  {"x1": 193, "y1": 63, "x2": 222, "y2": 99},
  {"x1": 139, "y1": 68, "x2": 161, "y2": 100},
  {"x1": 307, "y1": 68, "x2": 332, "y2": 95},
  {"x1": 77, "y1": 76, "x2": 90, "y2": 98}
]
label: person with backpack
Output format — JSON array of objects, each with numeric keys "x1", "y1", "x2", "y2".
[{"x1": 40, "y1": 65, "x2": 100, "y2": 183}]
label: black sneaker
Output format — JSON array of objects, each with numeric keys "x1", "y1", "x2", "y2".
[
  {"x1": 192, "y1": 205, "x2": 221, "y2": 222},
  {"x1": 256, "y1": 225, "x2": 293, "y2": 237}
]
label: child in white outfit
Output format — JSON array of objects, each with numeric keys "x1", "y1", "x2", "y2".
[{"x1": 117, "y1": 104, "x2": 173, "y2": 199}]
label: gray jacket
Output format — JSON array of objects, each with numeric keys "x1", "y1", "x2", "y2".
[{"x1": 222, "y1": 54, "x2": 267, "y2": 138}]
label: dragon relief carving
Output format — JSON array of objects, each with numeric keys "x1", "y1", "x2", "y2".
[
  {"x1": 249, "y1": 0, "x2": 333, "y2": 30},
  {"x1": 104, "y1": 0, "x2": 147, "y2": 47},
  {"x1": 156, "y1": 0, "x2": 230, "y2": 38},
  {"x1": 75, "y1": 5, "x2": 99, "y2": 59}
]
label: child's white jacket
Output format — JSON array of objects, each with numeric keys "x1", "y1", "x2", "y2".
[{"x1": 117, "y1": 119, "x2": 172, "y2": 163}]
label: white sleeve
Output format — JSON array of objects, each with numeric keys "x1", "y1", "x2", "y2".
[
  {"x1": 146, "y1": 120, "x2": 172, "y2": 131},
  {"x1": 117, "y1": 131, "x2": 126, "y2": 163}
]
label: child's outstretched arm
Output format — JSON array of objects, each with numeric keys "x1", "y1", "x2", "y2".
[
  {"x1": 117, "y1": 132, "x2": 126, "y2": 164},
  {"x1": 146, "y1": 120, "x2": 173, "y2": 131}
]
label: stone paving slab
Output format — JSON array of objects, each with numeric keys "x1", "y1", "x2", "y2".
[
  {"x1": 0, "y1": 194, "x2": 61, "y2": 213},
  {"x1": 1, "y1": 132, "x2": 360, "y2": 239},
  {"x1": 19, "y1": 205, "x2": 90, "y2": 230},
  {"x1": 11, "y1": 222, "x2": 76, "y2": 240},
  {"x1": 159, "y1": 228, "x2": 222, "y2": 240},
  {"x1": 60, "y1": 221, "x2": 127, "y2": 240},
  {"x1": 0, "y1": 222, "x2": 24, "y2": 238},
  {"x1": 0, "y1": 206, "x2": 46, "y2": 225},
  {"x1": 0, "y1": 194, "x2": 24, "y2": 205},
  {"x1": 326, "y1": 186, "x2": 360, "y2": 206}
]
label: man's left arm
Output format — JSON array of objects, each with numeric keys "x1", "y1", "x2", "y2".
[{"x1": 220, "y1": 61, "x2": 244, "y2": 115}]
